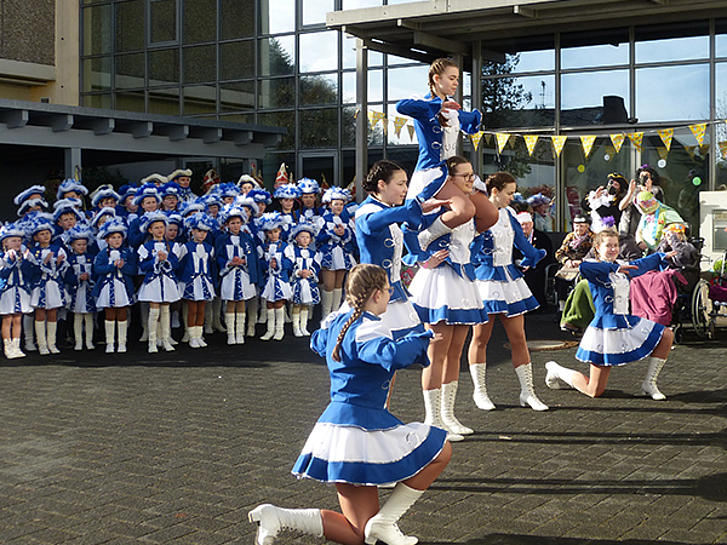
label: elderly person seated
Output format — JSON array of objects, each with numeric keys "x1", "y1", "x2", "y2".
[
  {"x1": 514, "y1": 211, "x2": 555, "y2": 308},
  {"x1": 553, "y1": 215, "x2": 593, "y2": 311},
  {"x1": 527, "y1": 193, "x2": 553, "y2": 232}
]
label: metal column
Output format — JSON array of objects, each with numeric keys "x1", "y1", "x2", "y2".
[
  {"x1": 355, "y1": 38, "x2": 368, "y2": 202},
  {"x1": 471, "y1": 40, "x2": 483, "y2": 174},
  {"x1": 64, "y1": 147, "x2": 82, "y2": 180}
]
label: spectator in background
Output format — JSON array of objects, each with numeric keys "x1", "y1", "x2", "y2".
[
  {"x1": 619, "y1": 165, "x2": 665, "y2": 254},
  {"x1": 514, "y1": 211, "x2": 555, "y2": 309},
  {"x1": 583, "y1": 172, "x2": 627, "y2": 233},
  {"x1": 553, "y1": 215, "x2": 593, "y2": 311},
  {"x1": 527, "y1": 193, "x2": 553, "y2": 232}
]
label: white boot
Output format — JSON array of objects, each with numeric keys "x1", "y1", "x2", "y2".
[
  {"x1": 160, "y1": 305, "x2": 175, "y2": 351},
  {"x1": 331, "y1": 288, "x2": 343, "y2": 313},
  {"x1": 515, "y1": 363, "x2": 549, "y2": 411},
  {"x1": 257, "y1": 297, "x2": 266, "y2": 323},
  {"x1": 104, "y1": 320, "x2": 115, "y2": 353},
  {"x1": 4, "y1": 339, "x2": 14, "y2": 359},
  {"x1": 364, "y1": 483, "x2": 424, "y2": 545},
  {"x1": 292, "y1": 310, "x2": 302, "y2": 337},
  {"x1": 260, "y1": 309, "x2": 275, "y2": 341},
  {"x1": 417, "y1": 216, "x2": 453, "y2": 252},
  {"x1": 117, "y1": 321, "x2": 127, "y2": 353},
  {"x1": 139, "y1": 303, "x2": 149, "y2": 341},
  {"x1": 204, "y1": 302, "x2": 214, "y2": 334},
  {"x1": 35, "y1": 321, "x2": 49, "y2": 355},
  {"x1": 248, "y1": 504, "x2": 323, "y2": 545},
  {"x1": 273, "y1": 308, "x2": 285, "y2": 341},
  {"x1": 246, "y1": 298, "x2": 258, "y2": 336},
  {"x1": 225, "y1": 313, "x2": 236, "y2": 344},
  {"x1": 197, "y1": 322, "x2": 208, "y2": 347},
  {"x1": 181, "y1": 302, "x2": 190, "y2": 343},
  {"x1": 441, "y1": 381, "x2": 473, "y2": 435},
  {"x1": 320, "y1": 290, "x2": 333, "y2": 319},
  {"x1": 23, "y1": 314, "x2": 36, "y2": 352},
  {"x1": 189, "y1": 326, "x2": 200, "y2": 348},
  {"x1": 300, "y1": 307, "x2": 310, "y2": 336},
  {"x1": 84, "y1": 313, "x2": 94, "y2": 350},
  {"x1": 171, "y1": 309, "x2": 180, "y2": 329},
  {"x1": 73, "y1": 314, "x2": 83, "y2": 350},
  {"x1": 236, "y1": 312, "x2": 246, "y2": 344},
  {"x1": 46, "y1": 321, "x2": 60, "y2": 354},
  {"x1": 285, "y1": 302, "x2": 292, "y2": 323},
  {"x1": 642, "y1": 357, "x2": 667, "y2": 400},
  {"x1": 544, "y1": 360, "x2": 576, "y2": 389},
  {"x1": 147, "y1": 307, "x2": 160, "y2": 353},
  {"x1": 212, "y1": 298, "x2": 226, "y2": 332},
  {"x1": 11, "y1": 338, "x2": 25, "y2": 359},
  {"x1": 423, "y1": 388, "x2": 463, "y2": 442},
  {"x1": 469, "y1": 363, "x2": 496, "y2": 410}
]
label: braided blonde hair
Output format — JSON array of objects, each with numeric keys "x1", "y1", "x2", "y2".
[
  {"x1": 331, "y1": 264, "x2": 388, "y2": 362},
  {"x1": 428, "y1": 57, "x2": 458, "y2": 96}
]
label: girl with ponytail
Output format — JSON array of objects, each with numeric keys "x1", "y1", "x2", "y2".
[{"x1": 249, "y1": 264, "x2": 451, "y2": 545}]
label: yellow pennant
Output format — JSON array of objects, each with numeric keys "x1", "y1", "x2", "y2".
[
  {"x1": 580, "y1": 135, "x2": 597, "y2": 158},
  {"x1": 657, "y1": 128, "x2": 674, "y2": 151},
  {"x1": 689, "y1": 123, "x2": 707, "y2": 146},
  {"x1": 718, "y1": 140, "x2": 727, "y2": 159},
  {"x1": 610, "y1": 133, "x2": 626, "y2": 154},
  {"x1": 551, "y1": 135, "x2": 567, "y2": 157},
  {"x1": 406, "y1": 124, "x2": 416, "y2": 142},
  {"x1": 393, "y1": 117, "x2": 408, "y2": 138},
  {"x1": 470, "y1": 131, "x2": 485, "y2": 151},
  {"x1": 656, "y1": 146, "x2": 669, "y2": 161},
  {"x1": 523, "y1": 134, "x2": 539, "y2": 156},
  {"x1": 627, "y1": 132, "x2": 643, "y2": 152},
  {"x1": 495, "y1": 132, "x2": 510, "y2": 154}
]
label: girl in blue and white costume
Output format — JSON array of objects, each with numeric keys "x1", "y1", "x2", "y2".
[
  {"x1": 215, "y1": 204, "x2": 259, "y2": 344},
  {"x1": 468, "y1": 172, "x2": 549, "y2": 413},
  {"x1": 294, "y1": 178, "x2": 324, "y2": 230},
  {"x1": 273, "y1": 183, "x2": 300, "y2": 242},
  {"x1": 64, "y1": 225, "x2": 97, "y2": 351},
  {"x1": 257, "y1": 212, "x2": 292, "y2": 342},
  {"x1": 137, "y1": 211, "x2": 181, "y2": 353},
  {"x1": 397, "y1": 58, "x2": 495, "y2": 252},
  {"x1": 93, "y1": 218, "x2": 137, "y2": 354},
  {"x1": 317, "y1": 187, "x2": 356, "y2": 318},
  {"x1": 544, "y1": 229, "x2": 676, "y2": 400},
  {"x1": 248, "y1": 264, "x2": 451, "y2": 545},
  {"x1": 176, "y1": 212, "x2": 217, "y2": 349},
  {"x1": 0, "y1": 223, "x2": 34, "y2": 359},
  {"x1": 404, "y1": 156, "x2": 497, "y2": 441},
  {"x1": 284, "y1": 222, "x2": 320, "y2": 337}
]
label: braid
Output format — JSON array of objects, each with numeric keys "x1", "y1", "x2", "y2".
[{"x1": 428, "y1": 57, "x2": 458, "y2": 96}]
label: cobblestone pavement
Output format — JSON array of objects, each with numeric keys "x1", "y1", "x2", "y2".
[{"x1": 1, "y1": 311, "x2": 725, "y2": 545}]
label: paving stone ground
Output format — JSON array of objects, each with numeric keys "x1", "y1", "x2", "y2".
[{"x1": 0, "y1": 310, "x2": 725, "y2": 545}]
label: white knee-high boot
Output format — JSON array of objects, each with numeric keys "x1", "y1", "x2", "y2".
[
  {"x1": 273, "y1": 307, "x2": 285, "y2": 341},
  {"x1": 35, "y1": 321, "x2": 48, "y2": 355},
  {"x1": 235, "y1": 312, "x2": 246, "y2": 344},
  {"x1": 73, "y1": 314, "x2": 84, "y2": 351},
  {"x1": 46, "y1": 321, "x2": 59, "y2": 354},
  {"x1": 423, "y1": 388, "x2": 463, "y2": 442},
  {"x1": 117, "y1": 320, "x2": 127, "y2": 353},
  {"x1": 260, "y1": 308, "x2": 275, "y2": 341},
  {"x1": 105, "y1": 320, "x2": 115, "y2": 353},
  {"x1": 544, "y1": 360, "x2": 577, "y2": 389},
  {"x1": 84, "y1": 313, "x2": 94, "y2": 349},
  {"x1": 204, "y1": 302, "x2": 214, "y2": 334},
  {"x1": 515, "y1": 363, "x2": 549, "y2": 411},
  {"x1": 248, "y1": 504, "x2": 323, "y2": 545},
  {"x1": 139, "y1": 303, "x2": 149, "y2": 341},
  {"x1": 225, "y1": 313, "x2": 236, "y2": 344},
  {"x1": 23, "y1": 314, "x2": 36, "y2": 352},
  {"x1": 364, "y1": 483, "x2": 424, "y2": 545},
  {"x1": 642, "y1": 357, "x2": 667, "y2": 400},
  {"x1": 469, "y1": 363, "x2": 496, "y2": 410},
  {"x1": 292, "y1": 309, "x2": 302, "y2": 337},
  {"x1": 147, "y1": 307, "x2": 160, "y2": 353},
  {"x1": 246, "y1": 298, "x2": 258, "y2": 336},
  {"x1": 320, "y1": 290, "x2": 333, "y2": 319},
  {"x1": 181, "y1": 302, "x2": 190, "y2": 343},
  {"x1": 160, "y1": 305, "x2": 174, "y2": 351},
  {"x1": 331, "y1": 288, "x2": 343, "y2": 313},
  {"x1": 441, "y1": 381, "x2": 473, "y2": 435},
  {"x1": 257, "y1": 297, "x2": 266, "y2": 323},
  {"x1": 300, "y1": 306, "x2": 310, "y2": 336}
]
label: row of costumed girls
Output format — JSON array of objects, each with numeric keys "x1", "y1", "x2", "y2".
[{"x1": 0, "y1": 174, "x2": 359, "y2": 359}]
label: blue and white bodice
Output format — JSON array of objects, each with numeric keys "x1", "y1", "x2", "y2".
[
  {"x1": 0, "y1": 247, "x2": 33, "y2": 293},
  {"x1": 28, "y1": 242, "x2": 68, "y2": 286},
  {"x1": 137, "y1": 240, "x2": 179, "y2": 283},
  {"x1": 403, "y1": 218, "x2": 477, "y2": 280},
  {"x1": 176, "y1": 241, "x2": 216, "y2": 284},
  {"x1": 91, "y1": 247, "x2": 137, "y2": 294},
  {"x1": 65, "y1": 252, "x2": 94, "y2": 288},
  {"x1": 317, "y1": 212, "x2": 354, "y2": 252},
  {"x1": 284, "y1": 244, "x2": 320, "y2": 282},
  {"x1": 258, "y1": 240, "x2": 291, "y2": 282},
  {"x1": 214, "y1": 231, "x2": 259, "y2": 284}
]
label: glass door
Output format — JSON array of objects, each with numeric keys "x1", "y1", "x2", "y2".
[{"x1": 299, "y1": 152, "x2": 337, "y2": 189}]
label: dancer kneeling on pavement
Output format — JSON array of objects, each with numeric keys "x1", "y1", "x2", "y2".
[
  {"x1": 248, "y1": 264, "x2": 451, "y2": 545},
  {"x1": 545, "y1": 228, "x2": 676, "y2": 399}
]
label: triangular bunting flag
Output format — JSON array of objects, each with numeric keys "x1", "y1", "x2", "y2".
[
  {"x1": 495, "y1": 132, "x2": 510, "y2": 154},
  {"x1": 393, "y1": 117, "x2": 408, "y2": 138},
  {"x1": 610, "y1": 133, "x2": 626, "y2": 154},
  {"x1": 551, "y1": 135, "x2": 567, "y2": 157},
  {"x1": 470, "y1": 131, "x2": 485, "y2": 151},
  {"x1": 580, "y1": 135, "x2": 597, "y2": 158},
  {"x1": 523, "y1": 134, "x2": 539, "y2": 156},
  {"x1": 367, "y1": 111, "x2": 375, "y2": 126},
  {"x1": 406, "y1": 124, "x2": 416, "y2": 142},
  {"x1": 689, "y1": 123, "x2": 707, "y2": 146},
  {"x1": 627, "y1": 132, "x2": 643, "y2": 152},
  {"x1": 656, "y1": 146, "x2": 669, "y2": 161},
  {"x1": 657, "y1": 128, "x2": 674, "y2": 151},
  {"x1": 719, "y1": 140, "x2": 727, "y2": 159}
]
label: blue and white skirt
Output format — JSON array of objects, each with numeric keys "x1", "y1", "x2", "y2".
[
  {"x1": 220, "y1": 269, "x2": 257, "y2": 301},
  {"x1": 476, "y1": 277, "x2": 539, "y2": 317},
  {"x1": 409, "y1": 265, "x2": 487, "y2": 325},
  {"x1": 137, "y1": 275, "x2": 181, "y2": 303},
  {"x1": 95, "y1": 278, "x2": 133, "y2": 309},
  {"x1": 180, "y1": 275, "x2": 216, "y2": 301},
  {"x1": 381, "y1": 298, "x2": 425, "y2": 340},
  {"x1": 292, "y1": 420, "x2": 447, "y2": 486},
  {"x1": 292, "y1": 278, "x2": 320, "y2": 305},
  {"x1": 576, "y1": 316, "x2": 665, "y2": 367},
  {"x1": 0, "y1": 287, "x2": 32, "y2": 315},
  {"x1": 30, "y1": 280, "x2": 67, "y2": 310},
  {"x1": 318, "y1": 246, "x2": 356, "y2": 271},
  {"x1": 69, "y1": 283, "x2": 96, "y2": 313},
  {"x1": 261, "y1": 276, "x2": 292, "y2": 302}
]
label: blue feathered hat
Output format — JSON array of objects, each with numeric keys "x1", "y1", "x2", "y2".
[
  {"x1": 65, "y1": 225, "x2": 93, "y2": 242},
  {"x1": 527, "y1": 193, "x2": 551, "y2": 207},
  {"x1": 259, "y1": 211, "x2": 284, "y2": 231},
  {"x1": 297, "y1": 178, "x2": 320, "y2": 195},
  {"x1": 198, "y1": 193, "x2": 222, "y2": 210},
  {"x1": 220, "y1": 204, "x2": 247, "y2": 224},
  {"x1": 53, "y1": 199, "x2": 85, "y2": 222},
  {"x1": 140, "y1": 210, "x2": 168, "y2": 233},
  {"x1": 91, "y1": 207, "x2": 117, "y2": 229},
  {"x1": 179, "y1": 201, "x2": 204, "y2": 216},
  {"x1": 0, "y1": 222, "x2": 25, "y2": 242},
  {"x1": 217, "y1": 182, "x2": 241, "y2": 199},
  {"x1": 28, "y1": 213, "x2": 55, "y2": 236},
  {"x1": 133, "y1": 183, "x2": 162, "y2": 206},
  {"x1": 17, "y1": 198, "x2": 48, "y2": 217},
  {"x1": 160, "y1": 181, "x2": 182, "y2": 199},
  {"x1": 274, "y1": 183, "x2": 302, "y2": 200},
  {"x1": 14, "y1": 185, "x2": 46, "y2": 206},
  {"x1": 235, "y1": 196, "x2": 259, "y2": 217},
  {"x1": 289, "y1": 221, "x2": 319, "y2": 239},
  {"x1": 165, "y1": 212, "x2": 183, "y2": 226},
  {"x1": 56, "y1": 179, "x2": 88, "y2": 201},
  {"x1": 248, "y1": 188, "x2": 272, "y2": 205},
  {"x1": 119, "y1": 184, "x2": 138, "y2": 202},
  {"x1": 184, "y1": 212, "x2": 216, "y2": 232},
  {"x1": 91, "y1": 188, "x2": 122, "y2": 208},
  {"x1": 322, "y1": 186, "x2": 350, "y2": 204},
  {"x1": 98, "y1": 218, "x2": 127, "y2": 239}
]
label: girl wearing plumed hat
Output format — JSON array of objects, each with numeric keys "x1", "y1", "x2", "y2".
[
  {"x1": 0, "y1": 223, "x2": 34, "y2": 359},
  {"x1": 53, "y1": 199, "x2": 86, "y2": 244},
  {"x1": 166, "y1": 168, "x2": 195, "y2": 202},
  {"x1": 128, "y1": 184, "x2": 162, "y2": 249},
  {"x1": 118, "y1": 185, "x2": 139, "y2": 219},
  {"x1": 27, "y1": 215, "x2": 69, "y2": 355},
  {"x1": 160, "y1": 182, "x2": 182, "y2": 212},
  {"x1": 317, "y1": 187, "x2": 357, "y2": 318},
  {"x1": 56, "y1": 179, "x2": 88, "y2": 202},
  {"x1": 14, "y1": 185, "x2": 46, "y2": 209},
  {"x1": 93, "y1": 219, "x2": 137, "y2": 353},
  {"x1": 237, "y1": 174, "x2": 259, "y2": 196},
  {"x1": 136, "y1": 212, "x2": 181, "y2": 353},
  {"x1": 294, "y1": 178, "x2": 324, "y2": 226},
  {"x1": 63, "y1": 226, "x2": 97, "y2": 351},
  {"x1": 258, "y1": 212, "x2": 293, "y2": 341},
  {"x1": 273, "y1": 183, "x2": 301, "y2": 242},
  {"x1": 285, "y1": 222, "x2": 321, "y2": 337},
  {"x1": 215, "y1": 205, "x2": 259, "y2": 344},
  {"x1": 177, "y1": 212, "x2": 218, "y2": 348}
]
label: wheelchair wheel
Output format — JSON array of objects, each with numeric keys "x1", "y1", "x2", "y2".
[{"x1": 691, "y1": 279, "x2": 714, "y2": 339}]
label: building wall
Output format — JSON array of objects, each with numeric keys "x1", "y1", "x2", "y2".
[{"x1": 0, "y1": 0, "x2": 55, "y2": 64}]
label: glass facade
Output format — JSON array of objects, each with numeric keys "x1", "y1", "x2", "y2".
[{"x1": 79, "y1": 3, "x2": 727, "y2": 231}]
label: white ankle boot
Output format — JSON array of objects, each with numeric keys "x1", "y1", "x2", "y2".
[
  {"x1": 117, "y1": 321, "x2": 127, "y2": 353},
  {"x1": 248, "y1": 504, "x2": 323, "y2": 545},
  {"x1": 423, "y1": 388, "x2": 463, "y2": 442},
  {"x1": 74, "y1": 314, "x2": 83, "y2": 350},
  {"x1": 469, "y1": 363, "x2": 496, "y2": 410},
  {"x1": 4, "y1": 339, "x2": 14, "y2": 359},
  {"x1": 642, "y1": 357, "x2": 667, "y2": 400},
  {"x1": 35, "y1": 321, "x2": 49, "y2": 355},
  {"x1": 105, "y1": 320, "x2": 115, "y2": 353},
  {"x1": 544, "y1": 360, "x2": 575, "y2": 389},
  {"x1": 300, "y1": 307, "x2": 310, "y2": 336},
  {"x1": 292, "y1": 311, "x2": 302, "y2": 337},
  {"x1": 273, "y1": 308, "x2": 285, "y2": 341},
  {"x1": 189, "y1": 326, "x2": 201, "y2": 348},
  {"x1": 260, "y1": 309, "x2": 275, "y2": 341},
  {"x1": 225, "y1": 313, "x2": 236, "y2": 344},
  {"x1": 364, "y1": 483, "x2": 424, "y2": 545},
  {"x1": 84, "y1": 314, "x2": 94, "y2": 350},
  {"x1": 46, "y1": 322, "x2": 59, "y2": 354},
  {"x1": 515, "y1": 363, "x2": 549, "y2": 411},
  {"x1": 236, "y1": 312, "x2": 246, "y2": 344},
  {"x1": 441, "y1": 381, "x2": 473, "y2": 435},
  {"x1": 10, "y1": 338, "x2": 25, "y2": 358}
]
